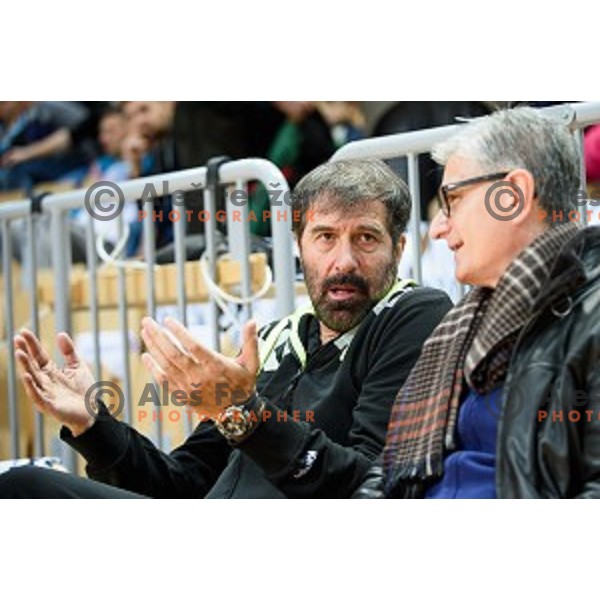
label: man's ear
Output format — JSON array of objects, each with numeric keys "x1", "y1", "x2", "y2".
[
  {"x1": 395, "y1": 233, "x2": 407, "y2": 259},
  {"x1": 294, "y1": 234, "x2": 302, "y2": 259},
  {"x1": 506, "y1": 168, "x2": 537, "y2": 223}
]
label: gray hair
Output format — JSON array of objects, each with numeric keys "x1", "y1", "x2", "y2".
[
  {"x1": 292, "y1": 158, "x2": 411, "y2": 244},
  {"x1": 432, "y1": 106, "x2": 581, "y2": 221}
]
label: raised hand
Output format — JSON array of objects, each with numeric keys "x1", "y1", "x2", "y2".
[
  {"x1": 140, "y1": 317, "x2": 259, "y2": 420},
  {"x1": 14, "y1": 329, "x2": 96, "y2": 436}
]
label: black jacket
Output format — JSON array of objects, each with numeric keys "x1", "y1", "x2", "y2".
[
  {"x1": 328, "y1": 227, "x2": 600, "y2": 499},
  {"x1": 62, "y1": 284, "x2": 451, "y2": 498},
  {"x1": 497, "y1": 226, "x2": 600, "y2": 498}
]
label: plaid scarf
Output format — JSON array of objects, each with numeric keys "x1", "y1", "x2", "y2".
[{"x1": 382, "y1": 223, "x2": 580, "y2": 498}]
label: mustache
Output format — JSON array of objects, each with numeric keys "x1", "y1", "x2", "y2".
[{"x1": 321, "y1": 273, "x2": 369, "y2": 295}]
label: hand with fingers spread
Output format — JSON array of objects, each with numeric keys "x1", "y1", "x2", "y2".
[
  {"x1": 14, "y1": 329, "x2": 96, "y2": 437},
  {"x1": 140, "y1": 316, "x2": 259, "y2": 421}
]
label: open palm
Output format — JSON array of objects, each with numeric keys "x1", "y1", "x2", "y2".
[{"x1": 14, "y1": 329, "x2": 96, "y2": 436}]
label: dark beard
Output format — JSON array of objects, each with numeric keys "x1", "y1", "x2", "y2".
[{"x1": 304, "y1": 257, "x2": 399, "y2": 334}]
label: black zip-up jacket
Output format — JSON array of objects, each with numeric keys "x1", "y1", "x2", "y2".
[
  {"x1": 292, "y1": 227, "x2": 600, "y2": 499},
  {"x1": 62, "y1": 284, "x2": 451, "y2": 498}
]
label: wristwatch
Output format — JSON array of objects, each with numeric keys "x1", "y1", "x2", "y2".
[{"x1": 213, "y1": 392, "x2": 265, "y2": 442}]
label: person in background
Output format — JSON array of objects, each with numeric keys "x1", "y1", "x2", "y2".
[
  {"x1": 73, "y1": 106, "x2": 138, "y2": 255},
  {"x1": 316, "y1": 101, "x2": 365, "y2": 147},
  {"x1": 584, "y1": 125, "x2": 600, "y2": 183},
  {"x1": 118, "y1": 101, "x2": 177, "y2": 253},
  {"x1": 0, "y1": 101, "x2": 92, "y2": 192},
  {"x1": 247, "y1": 101, "x2": 336, "y2": 236},
  {"x1": 121, "y1": 101, "x2": 176, "y2": 179},
  {"x1": 86, "y1": 106, "x2": 128, "y2": 181}
]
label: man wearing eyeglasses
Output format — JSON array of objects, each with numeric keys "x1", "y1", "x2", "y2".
[
  {"x1": 380, "y1": 104, "x2": 600, "y2": 498},
  {"x1": 371, "y1": 106, "x2": 600, "y2": 498},
  {"x1": 159, "y1": 106, "x2": 600, "y2": 499}
]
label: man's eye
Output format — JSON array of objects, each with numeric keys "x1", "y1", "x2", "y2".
[
  {"x1": 317, "y1": 232, "x2": 334, "y2": 242},
  {"x1": 359, "y1": 233, "x2": 377, "y2": 244}
]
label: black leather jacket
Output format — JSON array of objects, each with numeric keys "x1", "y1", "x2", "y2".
[{"x1": 354, "y1": 226, "x2": 600, "y2": 499}]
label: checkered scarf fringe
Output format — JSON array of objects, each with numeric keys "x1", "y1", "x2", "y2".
[{"x1": 382, "y1": 223, "x2": 580, "y2": 498}]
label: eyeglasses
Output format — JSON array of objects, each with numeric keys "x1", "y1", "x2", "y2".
[{"x1": 438, "y1": 171, "x2": 510, "y2": 217}]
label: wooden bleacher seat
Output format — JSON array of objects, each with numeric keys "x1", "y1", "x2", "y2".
[
  {"x1": 0, "y1": 188, "x2": 26, "y2": 203},
  {"x1": 32, "y1": 180, "x2": 76, "y2": 196}
]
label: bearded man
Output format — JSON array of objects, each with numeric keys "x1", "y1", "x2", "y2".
[{"x1": 2, "y1": 158, "x2": 451, "y2": 498}]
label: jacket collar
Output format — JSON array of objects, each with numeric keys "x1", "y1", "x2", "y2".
[{"x1": 533, "y1": 226, "x2": 600, "y2": 313}]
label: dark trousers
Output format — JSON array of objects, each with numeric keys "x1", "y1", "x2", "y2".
[
  {"x1": 0, "y1": 466, "x2": 146, "y2": 499},
  {"x1": 0, "y1": 154, "x2": 86, "y2": 193}
]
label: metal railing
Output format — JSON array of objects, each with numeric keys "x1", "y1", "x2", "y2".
[
  {"x1": 331, "y1": 101, "x2": 600, "y2": 285},
  {"x1": 1, "y1": 158, "x2": 295, "y2": 469}
]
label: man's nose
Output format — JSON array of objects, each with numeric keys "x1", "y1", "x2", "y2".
[
  {"x1": 332, "y1": 239, "x2": 359, "y2": 273},
  {"x1": 429, "y1": 209, "x2": 451, "y2": 240}
]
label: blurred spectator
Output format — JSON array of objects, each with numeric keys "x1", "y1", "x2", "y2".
[
  {"x1": 585, "y1": 125, "x2": 600, "y2": 183},
  {"x1": 121, "y1": 101, "x2": 176, "y2": 177},
  {"x1": 248, "y1": 101, "x2": 336, "y2": 236},
  {"x1": 316, "y1": 101, "x2": 365, "y2": 147},
  {"x1": 120, "y1": 101, "x2": 177, "y2": 253},
  {"x1": 269, "y1": 101, "x2": 336, "y2": 185},
  {"x1": 86, "y1": 106, "x2": 128, "y2": 181},
  {"x1": 0, "y1": 101, "x2": 93, "y2": 192},
  {"x1": 120, "y1": 102, "x2": 254, "y2": 261},
  {"x1": 173, "y1": 102, "x2": 248, "y2": 169},
  {"x1": 118, "y1": 102, "x2": 337, "y2": 240},
  {"x1": 73, "y1": 106, "x2": 139, "y2": 255}
]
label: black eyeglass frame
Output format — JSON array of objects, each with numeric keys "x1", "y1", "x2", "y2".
[{"x1": 438, "y1": 171, "x2": 510, "y2": 217}]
